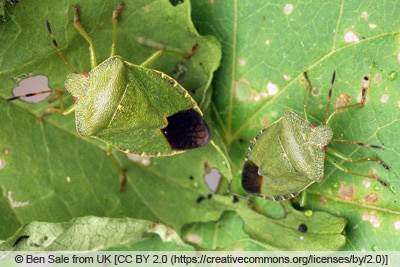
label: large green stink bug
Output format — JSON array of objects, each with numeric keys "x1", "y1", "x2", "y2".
[
  {"x1": 242, "y1": 71, "x2": 390, "y2": 201},
  {"x1": 7, "y1": 4, "x2": 210, "y2": 188}
]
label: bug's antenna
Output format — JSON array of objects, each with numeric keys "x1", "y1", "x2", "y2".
[
  {"x1": 111, "y1": 2, "x2": 124, "y2": 56},
  {"x1": 6, "y1": 89, "x2": 64, "y2": 102},
  {"x1": 303, "y1": 71, "x2": 312, "y2": 121},
  {"x1": 323, "y1": 71, "x2": 336, "y2": 124},
  {"x1": 46, "y1": 20, "x2": 78, "y2": 74}
]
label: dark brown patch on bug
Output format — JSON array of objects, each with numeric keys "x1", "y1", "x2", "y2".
[
  {"x1": 338, "y1": 183, "x2": 356, "y2": 200},
  {"x1": 242, "y1": 160, "x2": 263, "y2": 195},
  {"x1": 364, "y1": 192, "x2": 379, "y2": 205},
  {"x1": 162, "y1": 109, "x2": 210, "y2": 150}
]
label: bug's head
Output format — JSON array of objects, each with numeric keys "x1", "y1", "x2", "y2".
[{"x1": 309, "y1": 125, "x2": 333, "y2": 147}]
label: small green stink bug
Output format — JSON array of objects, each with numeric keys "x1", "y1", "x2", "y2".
[
  {"x1": 242, "y1": 71, "x2": 390, "y2": 201},
  {"x1": 7, "y1": 4, "x2": 210, "y2": 189}
]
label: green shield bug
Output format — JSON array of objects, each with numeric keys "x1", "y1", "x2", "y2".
[
  {"x1": 242, "y1": 71, "x2": 390, "y2": 202},
  {"x1": 7, "y1": 4, "x2": 210, "y2": 190}
]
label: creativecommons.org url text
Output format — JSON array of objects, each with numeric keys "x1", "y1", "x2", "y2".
[{"x1": 12, "y1": 253, "x2": 389, "y2": 266}]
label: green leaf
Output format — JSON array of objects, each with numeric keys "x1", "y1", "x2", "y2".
[
  {"x1": 0, "y1": 216, "x2": 193, "y2": 251},
  {"x1": 182, "y1": 203, "x2": 346, "y2": 251},
  {"x1": 182, "y1": 211, "x2": 252, "y2": 250},
  {"x1": 192, "y1": 1, "x2": 400, "y2": 250}
]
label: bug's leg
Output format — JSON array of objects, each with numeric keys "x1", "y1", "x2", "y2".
[
  {"x1": 38, "y1": 92, "x2": 77, "y2": 120},
  {"x1": 38, "y1": 102, "x2": 76, "y2": 120},
  {"x1": 137, "y1": 38, "x2": 199, "y2": 68},
  {"x1": 110, "y1": 3, "x2": 124, "y2": 57},
  {"x1": 73, "y1": 5, "x2": 97, "y2": 68},
  {"x1": 325, "y1": 147, "x2": 389, "y2": 186},
  {"x1": 325, "y1": 75, "x2": 370, "y2": 125},
  {"x1": 331, "y1": 139, "x2": 385, "y2": 150},
  {"x1": 330, "y1": 139, "x2": 390, "y2": 170},
  {"x1": 298, "y1": 191, "x2": 307, "y2": 207},
  {"x1": 106, "y1": 144, "x2": 127, "y2": 192}
]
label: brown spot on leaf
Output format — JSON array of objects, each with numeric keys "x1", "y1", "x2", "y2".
[
  {"x1": 319, "y1": 196, "x2": 328, "y2": 206},
  {"x1": 260, "y1": 116, "x2": 269, "y2": 126},
  {"x1": 338, "y1": 183, "x2": 356, "y2": 200},
  {"x1": 203, "y1": 160, "x2": 211, "y2": 173},
  {"x1": 373, "y1": 73, "x2": 382, "y2": 83},
  {"x1": 362, "y1": 211, "x2": 381, "y2": 227},
  {"x1": 335, "y1": 94, "x2": 352, "y2": 108},
  {"x1": 255, "y1": 205, "x2": 263, "y2": 213},
  {"x1": 186, "y1": 233, "x2": 202, "y2": 244},
  {"x1": 312, "y1": 88, "x2": 320, "y2": 96},
  {"x1": 364, "y1": 192, "x2": 379, "y2": 205}
]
